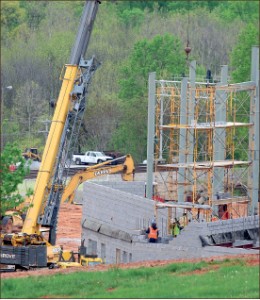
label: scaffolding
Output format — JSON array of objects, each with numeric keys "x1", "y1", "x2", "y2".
[{"x1": 150, "y1": 48, "x2": 259, "y2": 222}]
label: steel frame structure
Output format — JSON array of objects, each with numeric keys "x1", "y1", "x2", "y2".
[{"x1": 153, "y1": 64, "x2": 258, "y2": 221}]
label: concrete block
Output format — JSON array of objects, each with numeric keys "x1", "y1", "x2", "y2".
[
  {"x1": 99, "y1": 224, "x2": 132, "y2": 242},
  {"x1": 82, "y1": 218, "x2": 101, "y2": 232}
]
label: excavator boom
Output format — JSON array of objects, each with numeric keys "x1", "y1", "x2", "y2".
[{"x1": 61, "y1": 154, "x2": 135, "y2": 204}]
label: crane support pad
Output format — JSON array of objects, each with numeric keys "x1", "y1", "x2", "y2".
[{"x1": 0, "y1": 245, "x2": 47, "y2": 268}]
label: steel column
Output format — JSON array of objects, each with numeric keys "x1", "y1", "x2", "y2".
[
  {"x1": 250, "y1": 46, "x2": 259, "y2": 214},
  {"x1": 146, "y1": 72, "x2": 156, "y2": 200},
  {"x1": 178, "y1": 77, "x2": 188, "y2": 202}
]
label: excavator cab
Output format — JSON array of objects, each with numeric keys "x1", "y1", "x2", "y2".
[{"x1": 22, "y1": 148, "x2": 41, "y2": 162}]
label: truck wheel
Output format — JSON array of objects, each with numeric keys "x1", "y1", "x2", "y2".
[
  {"x1": 1, "y1": 216, "x2": 13, "y2": 233},
  {"x1": 97, "y1": 159, "x2": 102, "y2": 164},
  {"x1": 75, "y1": 159, "x2": 81, "y2": 165}
]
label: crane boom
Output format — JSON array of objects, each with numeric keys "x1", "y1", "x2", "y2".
[
  {"x1": 70, "y1": 1, "x2": 100, "y2": 65},
  {"x1": 22, "y1": 1, "x2": 101, "y2": 245},
  {"x1": 22, "y1": 65, "x2": 78, "y2": 235}
]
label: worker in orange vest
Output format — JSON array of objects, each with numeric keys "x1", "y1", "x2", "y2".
[{"x1": 146, "y1": 220, "x2": 159, "y2": 243}]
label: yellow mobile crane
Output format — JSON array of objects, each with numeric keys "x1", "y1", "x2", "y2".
[{"x1": 0, "y1": 0, "x2": 102, "y2": 271}]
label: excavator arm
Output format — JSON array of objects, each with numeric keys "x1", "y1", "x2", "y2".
[{"x1": 61, "y1": 154, "x2": 135, "y2": 204}]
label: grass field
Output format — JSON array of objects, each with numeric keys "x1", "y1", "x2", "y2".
[{"x1": 1, "y1": 258, "x2": 259, "y2": 298}]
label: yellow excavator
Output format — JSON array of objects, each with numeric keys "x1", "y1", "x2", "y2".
[
  {"x1": 0, "y1": 0, "x2": 106, "y2": 271},
  {"x1": 22, "y1": 148, "x2": 41, "y2": 162}
]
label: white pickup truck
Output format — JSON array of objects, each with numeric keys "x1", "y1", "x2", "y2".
[{"x1": 72, "y1": 151, "x2": 113, "y2": 165}]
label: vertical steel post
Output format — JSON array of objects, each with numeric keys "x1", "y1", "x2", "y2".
[
  {"x1": 187, "y1": 61, "x2": 196, "y2": 203},
  {"x1": 250, "y1": 46, "x2": 259, "y2": 215},
  {"x1": 213, "y1": 65, "x2": 228, "y2": 210},
  {"x1": 146, "y1": 72, "x2": 156, "y2": 199},
  {"x1": 187, "y1": 61, "x2": 196, "y2": 164},
  {"x1": 178, "y1": 77, "x2": 188, "y2": 202},
  {"x1": 159, "y1": 82, "x2": 164, "y2": 160}
]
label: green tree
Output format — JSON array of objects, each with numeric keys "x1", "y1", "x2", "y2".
[
  {"x1": 0, "y1": 143, "x2": 30, "y2": 215},
  {"x1": 19, "y1": 0, "x2": 47, "y2": 30},
  {"x1": 230, "y1": 23, "x2": 259, "y2": 83},
  {"x1": 229, "y1": 23, "x2": 258, "y2": 160},
  {"x1": 1, "y1": 1, "x2": 25, "y2": 32},
  {"x1": 111, "y1": 34, "x2": 186, "y2": 161},
  {"x1": 118, "y1": 8, "x2": 144, "y2": 28},
  {"x1": 119, "y1": 34, "x2": 186, "y2": 100},
  {"x1": 215, "y1": 1, "x2": 259, "y2": 23}
]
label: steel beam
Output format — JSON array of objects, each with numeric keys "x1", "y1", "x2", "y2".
[{"x1": 146, "y1": 72, "x2": 156, "y2": 200}]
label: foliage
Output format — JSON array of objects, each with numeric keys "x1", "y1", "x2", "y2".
[
  {"x1": 120, "y1": 34, "x2": 186, "y2": 99},
  {"x1": 118, "y1": 8, "x2": 144, "y2": 28},
  {"x1": 230, "y1": 23, "x2": 259, "y2": 83},
  {"x1": 1, "y1": 0, "x2": 259, "y2": 160},
  {"x1": 1, "y1": 1, "x2": 25, "y2": 37},
  {"x1": 214, "y1": 1, "x2": 259, "y2": 23},
  {"x1": 0, "y1": 143, "x2": 30, "y2": 215},
  {"x1": 1, "y1": 259, "x2": 259, "y2": 298},
  {"x1": 112, "y1": 34, "x2": 186, "y2": 161},
  {"x1": 19, "y1": 0, "x2": 47, "y2": 30},
  {"x1": 114, "y1": 1, "x2": 222, "y2": 14},
  {"x1": 228, "y1": 22, "x2": 259, "y2": 160}
]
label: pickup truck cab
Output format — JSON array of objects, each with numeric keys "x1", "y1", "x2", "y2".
[{"x1": 72, "y1": 151, "x2": 113, "y2": 165}]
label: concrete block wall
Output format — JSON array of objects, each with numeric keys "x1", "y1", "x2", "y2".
[
  {"x1": 92, "y1": 181, "x2": 146, "y2": 197},
  {"x1": 82, "y1": 225, "x2": 258, "y2": 264},
  {"x1": 74, "y1": 180, "x2": 146, "y2": 204},
  {"x1": 82, "y1": 182, "x2": 168, "y2": 234},
  {"x1": 81, "y1": 182, "x2": 259, "y2": 264},
  {"x1": 206, "y1": 216, "x2": 259, "y2": 235}
]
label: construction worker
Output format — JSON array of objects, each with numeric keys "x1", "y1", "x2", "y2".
[
  {"x1": 178, "y1": 213, "x2": 188, "y2": 229},
  {"x1": 221, "y1": 204, "x2": 229, "y2": 220},
  {"x1": 146, "y1": 220, "x2": 159, "y2": 243},
  {"x1": 170, "y1": 218, "x2": 180, "y2": 237}
]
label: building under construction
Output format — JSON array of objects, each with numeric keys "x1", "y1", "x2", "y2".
[
  {"x1": 79, "y1": 46, "x2": 259, "y2": 264},
  {"x1": 147, "y1": 46, "x2": 259, "y2": 220}
]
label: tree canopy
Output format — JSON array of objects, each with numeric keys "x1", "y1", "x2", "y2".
[
  {"x1": 1, "y1": 0, "x2": 259, "y2": 162},
  {"x1": 230, "y1": 24, "x2": 259, "y2": 83},
  {"x1": 0, "y1": 143, "x2": 30, "y2": 215}
]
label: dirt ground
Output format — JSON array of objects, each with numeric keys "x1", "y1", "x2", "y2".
[{"x1": 1, "y1": 204, "x2": 259, "y2": 279}]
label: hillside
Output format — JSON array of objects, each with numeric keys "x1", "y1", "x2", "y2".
[{"x1": 1, "y1": 0, "x2": 259, "y2": 162}]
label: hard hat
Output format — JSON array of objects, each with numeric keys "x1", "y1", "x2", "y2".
[{"x1": 151, "y1": 219, "x2": 156, "y2": 225}]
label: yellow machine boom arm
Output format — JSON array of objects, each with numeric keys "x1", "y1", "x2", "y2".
[
  {"x1": 61, "y1": 155, "x2": 135, "y2": 204},
  {"x1": 22, "y1": 65, "x2": 79, "y2": 235}
]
